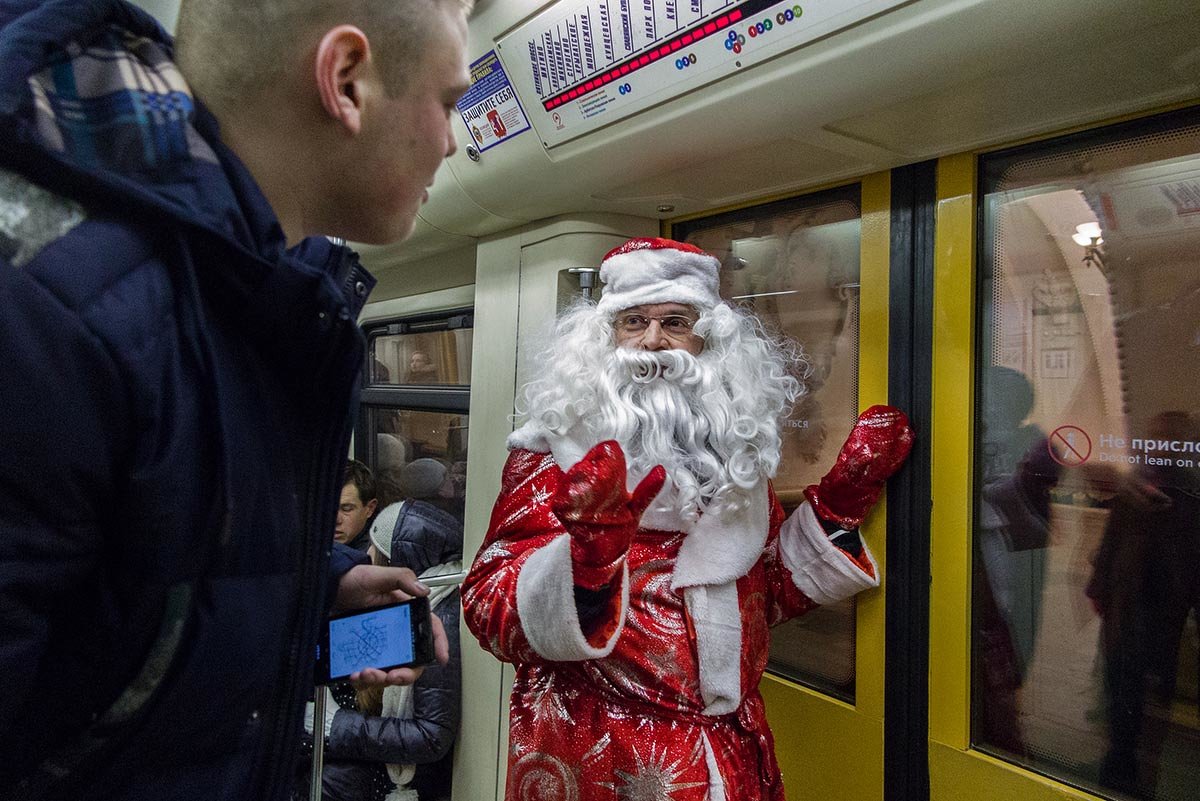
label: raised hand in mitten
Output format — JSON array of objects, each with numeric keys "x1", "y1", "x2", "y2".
[
  {"x1": 551, "y1": 440, "x2": 666, "y2": 590},
  {"x1": 805, "y1": 405, "x2": 915, "y2": 530}
]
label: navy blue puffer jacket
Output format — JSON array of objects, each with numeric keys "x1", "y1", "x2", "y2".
[{"x1": 0, "y1": 1, "x2": 373, "y2": 798}]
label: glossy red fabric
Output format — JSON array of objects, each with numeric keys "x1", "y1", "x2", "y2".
[
  {"x1": 804, "y1": 404, "x2": 915, "y2": 529},
  {"x1": 464, "y1": 449, "x2": 825, "y2": 801}
]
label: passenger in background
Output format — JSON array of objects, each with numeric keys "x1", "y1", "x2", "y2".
[
  {"x1": 399, "y1": 458, "x2": 448, "y2": 499},
  {"x1": 445, "y1": 460, "x2": 468, "y2": 520},
  {"x1": 376, "y1": 433, "x2": 413, "y2": 509},
  {"x1": 463, "y1": 238, "x2": 914, "y2": 801},
  {"x1": 0, "y1": 0, "x2": 471, "y2": 797},
  {"x1": 400, "y1": 458, "x2": 460, "y2": 516},
  {"x1": 974, "y1": 366, "x2": 1060, "y2": 756},
  {"x1": 1087, "y1": 410, "x2": 1200, "y2": 795},
  {"x1": 336, "y1": 459, "x2": 380, "y2": 551},
  {"x1": 406, "y1": 349, "x2": 440, "y2": 384},
  {"x1": 301, "y1": 498, "x2": 464, "y2": 801},
  {"x1": 372, "y1": 358, "x2": 393, "y2": 384}
]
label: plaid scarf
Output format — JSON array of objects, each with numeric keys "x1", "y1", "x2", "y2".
[{"x1": 27, "y1": 23, "x2": 218, "y2": 173}]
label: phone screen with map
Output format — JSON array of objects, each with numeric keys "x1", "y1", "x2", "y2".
[{"x1": 316, "y1": 596, "x2": 434, "y2": 683}]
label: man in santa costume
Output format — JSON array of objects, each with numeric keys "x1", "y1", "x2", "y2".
[{"x1": 462, "y1": 237, "x2": 913, "y2": 801}]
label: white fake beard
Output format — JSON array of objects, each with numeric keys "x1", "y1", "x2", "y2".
[{"x1": 585, "y1": 348, "x2": 762, "y2": 521}]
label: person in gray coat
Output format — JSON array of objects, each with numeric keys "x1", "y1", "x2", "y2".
[{"x1": 301, "y1": 497, "x2": 463, "y2": 801}]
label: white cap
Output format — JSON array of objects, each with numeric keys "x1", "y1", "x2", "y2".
[
  {"x1": 595, "y1": 237, "x2": 722, "y2": 315},
  {"x1": 368, "y1": 501, "x2": 404, "y2": 558}
]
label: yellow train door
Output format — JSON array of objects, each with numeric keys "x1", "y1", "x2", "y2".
[
  {"x1": 670, "y1": 171, "x2": 897, "y2": 801},
  {"x1": 930, "y1": 108, "x2": 1200, "y2": 801}
]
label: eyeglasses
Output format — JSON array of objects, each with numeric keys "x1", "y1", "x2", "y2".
[{"x1": 613, "y1": 313, "x2": 699, "y2": 337}]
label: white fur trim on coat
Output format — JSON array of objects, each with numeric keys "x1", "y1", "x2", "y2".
[
  {"x1": 516, "y1": 534, "x2": 629, "y2": 661},
  {"x1": 671, "y1": 480, "x2": 768, "y2": 591},
  {"x1": 669, "y1": 482, "x2": 769, "y2": 717},
  {"x1": 685, "y1": 583, "x2": 743, "y2": 716},
  {"x1": 701, "y1": 731, "x2": 728, "y2": 800},
  {"x1": 779, "y1": 502, "x2": 879, "y2": 605}
]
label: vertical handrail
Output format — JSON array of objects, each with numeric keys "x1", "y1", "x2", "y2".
[
  {"x1": 309, "y1": 687, "x2": 326, "y2": 801},
  {"x1": 568, "y1": 266, "x2": 598, "y2": 299}
]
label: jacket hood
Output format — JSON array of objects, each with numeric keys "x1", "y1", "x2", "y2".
[
  {"x1": 0, "y1": 0, "x2": 377, "y2": 378},
  {"x1": 0, "y1": 0, "x2": 288, "y2": 261},
  {"x1": 370, "y1": 500, "x2": 464, "y2": 576}
]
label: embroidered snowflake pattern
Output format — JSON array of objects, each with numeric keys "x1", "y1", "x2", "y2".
[
  {"x1": 475, "y1": 540, "x2": 514, "y2": 566},
  {"x1": 596, "y1": 741, "x2": 708, "y2": 800},
  {"x1": 526, "y1": 671, "x2": 572, "y2": 726},
  {"x1": 530, "y1": 482, "x2": 552, "y2": 506}
]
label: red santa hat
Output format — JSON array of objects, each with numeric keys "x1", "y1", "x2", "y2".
[{"x1": 595, "y1": 237, "x2": 722, "y2": 315}]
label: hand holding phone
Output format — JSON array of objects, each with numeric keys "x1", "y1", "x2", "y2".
[
  {"x1": 335, "y1": 563, "x2": 428, "y2": 610},
  {"x1": 315, "y1": 595, "x2": 436, "y2": 684}
]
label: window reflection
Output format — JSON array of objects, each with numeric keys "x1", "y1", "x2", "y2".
[
  {"x1": 370, "y1": 409, "x2": 468, "y2": 521},
  {"x1": 677, "y1": 185, "x2": 862, "y2": 698},
  {"x1": 975, "y1": 112, "x2": 1200, "y2": 800},
  {"x1": 371, "y1": 328, "x2": 472, "y2": 386}
]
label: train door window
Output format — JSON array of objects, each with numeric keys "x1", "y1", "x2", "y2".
[
  {"x1": 675, "y1": 184, "x2": 863, "y2": 700},
  {"x1": 369, "y1": 315, "x2": 473, "y2": 387},
  {"x1": 360, "y1": 310, "x2": 471, "y2": 512},
  {"x1": 974, "y1": 109, "x2": 1200, "y2": 800}
]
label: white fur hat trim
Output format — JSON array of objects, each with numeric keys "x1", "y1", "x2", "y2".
[{"x1": 595, "y1": 237, "x2": 721, "y2": 315}]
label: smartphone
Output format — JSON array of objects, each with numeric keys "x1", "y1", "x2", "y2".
[{"x1": 315, "y1": 596, "x2": 435, "y2": 684}]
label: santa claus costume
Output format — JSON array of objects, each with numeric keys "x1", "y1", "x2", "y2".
[{"x1": 463, "y1": 238, "x2": 913, "y2": 801}]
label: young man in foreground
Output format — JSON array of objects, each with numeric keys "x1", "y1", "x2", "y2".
[{"x1": 0, "y1": 0, "x2": 472, "y2": 796}]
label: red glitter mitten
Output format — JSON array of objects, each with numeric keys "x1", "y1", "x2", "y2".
[
  {"x1": 551, "y1": 440, "x2": 665, "y2": 590},
  {"x1": 804, "y1": 405, "x2": 914, "y2": 530}
]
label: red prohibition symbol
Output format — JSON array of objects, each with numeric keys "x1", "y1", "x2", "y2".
[{"x1": 1049, "y1": 425, "x2": 1092, "y2": 466}]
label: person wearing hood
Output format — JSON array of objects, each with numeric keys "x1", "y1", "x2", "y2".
[
  {"x1": 303, "y1": 498, "x2": 464, "y2": 801},
  {"x1": 0, "y1": 0, "x2": 471, "y2": 797}
]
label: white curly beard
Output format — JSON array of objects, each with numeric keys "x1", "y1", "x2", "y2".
[
  {"x1": 589, "y1": 348, "x2": 745, "y2": 520},
  {"x1": 518, "y1": 302, "x2": 802, "y2": 522}
]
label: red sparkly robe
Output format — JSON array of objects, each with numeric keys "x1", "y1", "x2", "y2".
[{"x1": 463, "y1": 430, "x2": 879, "y2": 801}]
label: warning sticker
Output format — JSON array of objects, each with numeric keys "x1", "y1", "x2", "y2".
[
  {"x1": 1049, "y1": 425, "x2": 1092, "y2": 466},
  {"x1": 457, "y1": 50, "x2": 531, "y2": 153}
]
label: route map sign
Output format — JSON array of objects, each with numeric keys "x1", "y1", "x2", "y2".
[{"x1": 495, "y1": 0, "x2": 907, "y2": 148}]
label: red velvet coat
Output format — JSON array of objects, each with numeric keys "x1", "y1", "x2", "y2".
[{"x1": 464, "y1": 448, "x2": 878, "y2": 801}]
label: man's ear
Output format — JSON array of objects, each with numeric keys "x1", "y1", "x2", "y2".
[
  {"x1": 365, "y1": 498, "x2": 379, "y2": 517},
  {"x1": 315, "y1": 25, "x2": 372, "y2": 135}
]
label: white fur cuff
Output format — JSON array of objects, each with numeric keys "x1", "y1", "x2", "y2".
[
  {"x1": 516, "y1": 534, "x2": 629, "y2": 661},
  {"x1": 779, "y1": 502, "x2": 879, "y2": 605}
]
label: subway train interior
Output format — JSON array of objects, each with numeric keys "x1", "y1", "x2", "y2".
[{"x1": 134, "y1": 1, "x2": 1200, "y2": 799}]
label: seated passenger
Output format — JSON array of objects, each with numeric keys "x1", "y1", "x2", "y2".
[
  {"x1": 405, "y1": 349, "x2": 439, "y2": 384},
  {"x1": 301, "y1": 498, "x2": 463, "y2": 801},
  {"x1": 400, "y1": 457, "x2": 467, "y2": 521},
  {"x1": 336, "y1": 459, "x2": 379, "y2": 551}
]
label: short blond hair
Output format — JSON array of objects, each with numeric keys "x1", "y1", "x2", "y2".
[{"x1": 176, "y1": 0, "x2": 473, "y2": 109}]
